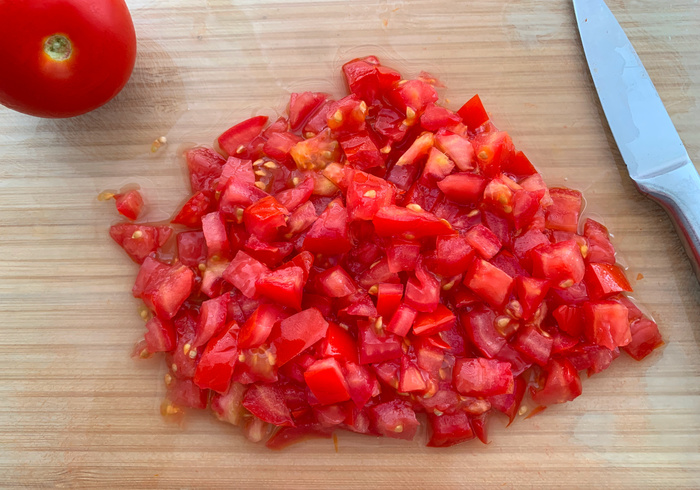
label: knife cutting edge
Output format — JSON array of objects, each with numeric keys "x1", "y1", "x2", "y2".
[{"x1": 573, "y1": 0, "x2": 700, "y2": 282}]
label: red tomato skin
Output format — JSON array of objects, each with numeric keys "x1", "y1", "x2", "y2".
[
  {"x1": 289, "y1": 92, "x2": 327, "y2": 130},
  {"x1": 457, "y1": 94, "x2": 489, "y2": 129},
  {"x1": 0, "y1": 0, "x2": 136, "y2": 117},
  {"x1": 218, "y1": 116, "x2": 268, "y2": 156},
  {"x1": 412, "y1": 304, "x2": 456, "y2": 336},
  {"x1": 323, "y1": 322, "x2": 359, "y2": 364},
  {"x1": 193, "y1": 294, "x2": 231, "y2": 348},
  {"x1": 376, "y1": 283, "x2": 404, "y2": 319},
  {"x1": 463, "y1": 259, "x2": 514, "y2": 309},
  {"x1": 172, "y1": 191, "x2": 215, "y2": 228},
  {"x1": 584, "y1": 263, "x2": 633, "y2": 300},
  {"x1": 268, "y1": 307, "x2": 329, "y2": 366},
  {"x1": 238, "y1": 304, "x2": 285, "y2": 350}
]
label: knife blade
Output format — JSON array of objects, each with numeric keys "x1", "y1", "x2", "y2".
[{"x1": 573, "y1": 0, "x2": 700, "y2": 281}]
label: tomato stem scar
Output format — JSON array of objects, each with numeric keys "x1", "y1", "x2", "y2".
[{"x1": 44, "y1": 34, "x2": 72, "y2": 61}]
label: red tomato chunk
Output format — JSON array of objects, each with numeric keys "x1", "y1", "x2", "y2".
[{"x1": 109, "y1": 56, "x2": 662, "y2": 450}]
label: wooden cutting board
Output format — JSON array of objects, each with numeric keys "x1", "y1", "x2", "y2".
[{"x1": 1, "y1": 0, "x2": 699, "y2": 487}]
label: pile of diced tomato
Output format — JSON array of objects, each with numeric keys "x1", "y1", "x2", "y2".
[{"x1": 108, "y1": 56, "x2": 664, "y2": 449}]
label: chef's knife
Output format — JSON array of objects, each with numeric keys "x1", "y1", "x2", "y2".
[{"x1": 573, "y1": 0, "x2": 700, "y2": 281}]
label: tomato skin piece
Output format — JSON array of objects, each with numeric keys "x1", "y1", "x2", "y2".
[
  {"x1": 370, "y1": 400, "x2": 419, "y2": 441},
  {"x1": 583, "y1": 219, "x2": 616, "y2": 264},
  {"x1": 218, "y1": 115, "x2": 268, "y2": 156},
  {"x1": 584, "y1": 300, "x2": 631, "y2": 350},
  {"x1": 427, "y1": 411, "x2": 475, "y2": 448},
  {"x1": 304, "y1": 357, "x2": 352, "y2": 406},
  {"x1": 373, "y1": 205, "x2": 454, "y2": 239},
  {"x1": 242, "y1": 384, "x2": 295, "y2": 427},
  {"x1": 531, "y1": 358, "x2": 583, "y2": 406},
  {"x1": 420, "y1": 104, "x2": 462, "y2": 132},
  {"x1": 139, "y1": 262, "x2": 195, "y2": 320},
  {"x1": 463, "y1": 259, "x2": 514, "y2": 309},
  {"x1": 110, "y1": 224, "x2": 172, "y2": 264},
  {"x1": 457, "y1": 94, "x2": 490, "y2": 129},
  {"x1": 584, "y1": 263, "x2": 633, "y2": 300},
  {"x1": 193, "y1": 294, "x2": 231, "y2": 348},
  {"x1": 622, "y1": 317, "x2": 664, "y2": 361},
  {"x1": 531, "y1": 240, "x2": 585, "y2": 287},
  {"x1": 516, "y1": 276, "x2": 550, "y2": 321},
  {"x1": 342, "y1": 56, "x2": 400, "y2": 104},
  {"x1": 0, "y1": 0, "x2": 136, "y2": 118},
  {"x1": 289, "y1": 92, "x2": 327, "y2": 130},
  {"x1": 504, "y1": 150, "x2": 538, "y2": 177},
  {"x1": 222, "y1": 250, "x2": 270, "y2": 299},
  {"x1": 113, "y1": 190, "x2": 144, "y2": 221},
  {"x1": 172, "y1": 191, "x2": 215, "y2": 228},
  {"x1": 546, "y1": 188, "x2": 582, "y2": 233},
  {"x1": 413, "y1": 304, "x2": 456, "y2": 336},
  {"x1": 268, "y1": 308, "x2": 329, "y2": 366},
  {"x1": 303, "y1": 198, "x2": 352, "y2": 255},
  {"x1": 243, "y1": 196, "x2": 290, "y2": 242},
  {"x1": 453, "y1": 358, "x2": 514, "y2": 397},
  {"x1": 194, "y1": 322, "x2": 240, "y2": 394},
  {"x1": 386, "y1": 303, "x2": 418, "y2": 337},
  {"x1": 466, "y1": 224, "x2": 502, "y2": 260},
  {"x1": 316, "y1": 265, "x2": 356, "y2": 298}
]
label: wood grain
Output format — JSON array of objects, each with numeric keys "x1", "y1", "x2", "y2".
[{"x1": 1, "y1": 0, "x2": 699, "y2": 488}]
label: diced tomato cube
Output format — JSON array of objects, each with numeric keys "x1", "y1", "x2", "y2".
[
  {"x1": 243, "y1": 196, "x2": 290, "y2": 242},
  {"x1": 472, "y1": 131, "x2": 514, "y2": 177},
  {"x1": 396, "y1": 132, "x2": 434, "y2": 166},
  {"x1": 584, "y1": 300, "x2": 631, "y2": 350},
  {"x1": 453, "y1": 358, "x2": 514, "y2": 396},
  {"x1": 176, "y1": 231, "x2": 207, "y2": 268},
  {"x1": 256, "y1": 265, "x2": 305, "y2": 310},
  {"x1": 546, "y1": 188, "x2": 582, "y2": 233},
  {"x1": 346, "y1": 171, "x2": 395, "y2": 221},
  {"x1": 238, "y1": 304, "x2": 285, "y2": 350},
  {"x1": 358, "y1": 320, "x2": 403, "y2": 364},
  {"x1": 339, "y1": 131, "x2": 385, "y2": 170},
  {"x1": 134, "y1": 258, "x2": 195, "y2": 320},
  {"x1": 274, "y1": 177, "x2": 314, "y2": 212},
  {"x1": 552, "y1": 304, "x2": 584, "y2": 337},
  {"x1": 316, "y1": 265, "x2": 356, "y2": 298},
  {"x1": 531, "y1": 240, "x2": 585, "y2": 287},
  {"x1": 268, "y1": 308, "x2": 329, "y2": 366},
  {"x1": 531, "y1": 358, "x2": 582, "y2": 406},
  {"x1": 222, "y1": 250, "x2": 270, "y2": 299},
  {"x1": 242, "y1": 384, "x2": 295, "y2": 427},
  {"x1": 343, "y1": 362, "x2": 377, "y2": 408},
  {"x1": 622, "y1": 317, "x2": 664, "y2": 361},
  {"x1": 211, "y1": 382, "x2": 247, "y2": 426},
  {"x1": 113, "y1": 189, "x2": 144, "y2": 220},
  {"x1": 398, "y1": 356, "x2": 427, "y2": 392},
  {"x1": 427, "y1": 411, "x2": 475, "y2": 447},
  {"x1": 194, "y1": 322, "x2": 239, "y2": 393},
  {"x1": 504, "y1": 150, "x2": 538, "y2": 177},
  {"x1": 322, "y1": 322, "x2": 359, "y2": 364},
  {"x1": 584, "y1": 262, "x2": 633, "y2": 300},
  {"x1": 412, "y1": 304, "x2": 456, "y2": 336},
  {"x1": 327, "y1": 94, "x2": 367, "y2": 134},
  {"x1": 202, "y1": 211, "x2": 231, "y2": 259},
  {"x1": 303, "y1": 198, "x2": 351, "y2": 254},
  {"x1": 404, "y1": 259, "x2": 441, "y2": 312},
  {"x1": 426, "y1": 235, "x2": 474, "y2": 276},
  {"x1": 457, "y1": 94, "x2": 489, "y2": 129},
  {"x1": 193, "y1": 294, "x2": 230, "y2": 347},
  {"x1": 166, "y1": 378, "x2": 208, "y2": 410},
  {"x1": 217, "y1": 156, "x2": 255, "y2": 191},
  {"x1": 110, "y1": 224, "x2": 172, "y2": 264},
  {"x1": 263, "y1": 132, "x2": 303, "y2": 164},
  {"x1": 376, "y1": 283, "x2": 404, "y2": 319},
  {"x1": 144, "y1": 317, "x2": 175, "y2": 353},
  {"x1": 185, "y1": 147, "x2": 225, "y2": 193},
  {"x1": 512, "y1": 326, "x2": 554, "y2": 366},
  {"x1": 460, "y1": 307, "x2": 506, "y2": 358},
  {"x1": 516, "y1": 276, "x2": 550, "y2": 321},
  {"x1": 463, "y1": 259, "x2": 514, "y2": 309},
  {"x1": 386, "y1": 303, "x2": 418, "y2": 337},
  {"x1": 373, "y1": 204, "x2": 453, "y2": 239},
  {"x1": 172, "y1": 191, "x2": 215, "y2": 228},
  {"x1": 291, "y1": 128, "x2": 341, "y2": 171},
  {"x1": 289, "y1": 92, "x2": 327, "y2": 130},
  {"x1": 218, "y1": 115, "x2": 268, "y2": 156},
  {"x1": 370, "y1": 400, "x2": 419, "y2": 440},
  {"x1": 421, "y1": 147, "x2": 454, "y2": 182},
  {"x1": 386, "y1": 238, "x2": 421, "y2": 273},
  {"x1": 436, "y1": 172, "x2": 487, "y2": 205},
  {"x1": 466, "y1": 224, "x2": 502, "y2": 260},
  {"x1": 218, "y1": 179, "x2": 269, "y2": 216},
  {"x1": 304, "y1": 357, "x2": 352, "y2": 405},
  {"x1": 434, "y1": 129, "x2": 475, "y2": 171},
  {"x1": 420, "y1": 104, "x2": 461, "y2": 132},
  {"x1": 583, "y1": 219, "x2": 616, "y2": 264}
]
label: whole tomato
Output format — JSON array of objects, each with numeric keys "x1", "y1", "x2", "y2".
[{"x1": 0, "y1": 0, "x2": 137, "y2": 118}]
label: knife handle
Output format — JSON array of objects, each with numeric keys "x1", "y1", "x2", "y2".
[{"x1": 636, "y1": 161, "x2": 700, "y2": 282}]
